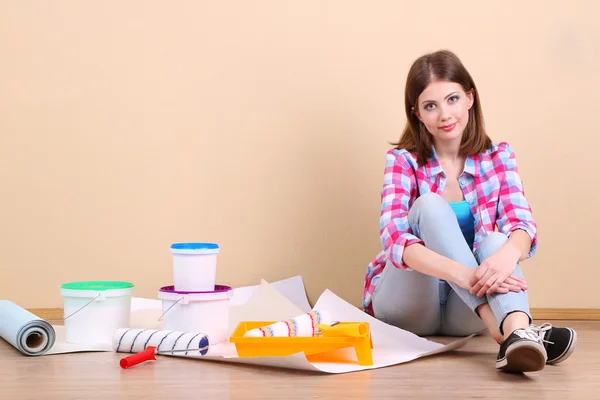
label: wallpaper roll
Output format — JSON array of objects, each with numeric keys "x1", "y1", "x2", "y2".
[
  {"x1": 243, "y1": 310, "x2": 333, "y2": 337},
  {"x1": 0, "y1": 300, "x2": 56, "y2": 356},
  {"x1": 112, "y1": 328, "x2": 210, "y2": 356}
]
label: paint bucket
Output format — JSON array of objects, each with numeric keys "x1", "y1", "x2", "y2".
[
  {"x1": 59, "y1": 281, "x2": 134, "y2": 344},
  {"x1": 157, "y1": 285, "x2": 233, "y2": 343},
  {"x1": 170, "y1": 243, "x2": 220, "y2": 292}
]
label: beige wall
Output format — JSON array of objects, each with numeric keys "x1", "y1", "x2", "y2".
[{"x1": 1, "y1": 1, "x2": 598, "y2": 309}]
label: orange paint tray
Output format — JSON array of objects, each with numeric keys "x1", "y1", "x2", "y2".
[{"x1": 229, "y1": 321, "x2": 374, "y2": 366}]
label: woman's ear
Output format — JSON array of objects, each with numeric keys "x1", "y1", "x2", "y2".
[
  {"x1": 467, "y1": 90, "x2": 475, "y2": 109},
  {"x1": 412, "y1": 106, "x2": 422, "y2": 122}
]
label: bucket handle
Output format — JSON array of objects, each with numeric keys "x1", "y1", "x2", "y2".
[
  {"x1": 158, "y1": 297, "x2": 183, "y2": 322},
  {"x1": 63, "y1": 293, "x2": 103, "y2": 321}
]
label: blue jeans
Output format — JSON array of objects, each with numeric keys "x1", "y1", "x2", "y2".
[{"x1": 371, "y1": 192, "x2": 531, "y2": 336}]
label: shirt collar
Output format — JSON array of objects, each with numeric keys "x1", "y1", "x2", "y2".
[
  {"x1": 425, "y1": 146, "x2": 443, "y2": 177},
  {"x1": 424, "y1": 146, "x2": 477, "y2": 177}
]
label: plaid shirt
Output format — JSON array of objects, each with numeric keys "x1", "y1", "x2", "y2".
[{"x1": 362, "y1": 142, "x2": 537, "y2": 315}]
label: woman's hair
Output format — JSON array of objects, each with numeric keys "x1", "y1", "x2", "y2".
[{"x1": 394, "y1": 50, "x2": 491, "y2": 166}]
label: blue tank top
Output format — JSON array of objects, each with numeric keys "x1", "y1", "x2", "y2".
[{"x1": 448, "y1": 200, "x2": 475, "y2": 249}]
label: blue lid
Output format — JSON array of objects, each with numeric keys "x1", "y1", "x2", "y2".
[{"x1": 170, "y1": 243, "x2": 219, "y2": 250}]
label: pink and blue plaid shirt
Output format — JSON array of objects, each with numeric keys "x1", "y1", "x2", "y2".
[{"x1": 362, "y1": 141, "x2": 537, "y2": 315}]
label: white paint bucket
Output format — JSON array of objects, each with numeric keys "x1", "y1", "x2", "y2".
[
  {"x1": 59, "y1": 281, "x2": 134, "y2": 344},
  {"x1": 157, "y1": 285, "x2": 233, "y2": 343},
  {"x1": 170, "y1": 243, "x2": 220, "y2": 292}
]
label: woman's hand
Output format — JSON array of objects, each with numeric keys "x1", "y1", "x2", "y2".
[
  {"x1": 469, "y1": 243, "x2": 523, "y2": 297},
  {"x1": 501, "y1": 275, "x2": 528, "y2": 292},
  {"x1": 456, "y1": 266, "x2": 527, "y2": 294}
]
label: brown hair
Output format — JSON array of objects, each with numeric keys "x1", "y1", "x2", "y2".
[{"x1": 394, "y1": 50, "x2": 491, "y2": 166}]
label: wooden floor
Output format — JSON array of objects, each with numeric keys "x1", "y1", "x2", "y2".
[{"x1": 1, "y1": 320, "x2": 598, "y2": 399}]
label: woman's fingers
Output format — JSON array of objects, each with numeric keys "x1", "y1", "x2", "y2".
[
  {"x1": 499, "y1": 281, "x2": 522, "y2": 293},
  {"x1": 506, "y1": 276, "x2": 528, "y2": 289},
  {"x1": 470, "y1": 269, "x2": 494, "y2": 295},
  {"x1": 477, "y1": 272, "x2": 504, "y2": 297},
  {"x1": 496, "y1": 285, "x2": 510, "y2": 294},
  {"x1": 470, "y1": 265, "x2": 487, "y2": 287},
  {"x1": 508, "y1": 274, "x2": 524, "y2": 283},
  {"x1": 470, "y1": 271, "x2": 528, "y2": 295}
]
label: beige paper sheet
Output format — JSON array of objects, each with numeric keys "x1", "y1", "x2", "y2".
[
  {"x1": 47, "y1": 326, "x2": 112, "y2": 355},
  {"x1": 6, "y1": 275, "x2": 474, "y2": 372},
  {"x1": 144, "y1": 279, "x2": 475, "y2": 373}
]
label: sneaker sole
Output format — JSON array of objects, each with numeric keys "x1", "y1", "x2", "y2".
[
  {"x1": 548, "y1": 328, "x2": 577, "y2": 364},
  {"x1": 496, "y1": 341, "x2": 546, "y2": 372}
]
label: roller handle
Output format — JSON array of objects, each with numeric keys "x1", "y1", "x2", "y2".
[{"x1": 119, "y1": 346, "x2": 157, "y2": 369}]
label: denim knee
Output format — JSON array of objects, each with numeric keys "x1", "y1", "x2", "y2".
[
  {"x1": 476, "y1": 232, "x2": 508, "y2": 261},
  {"x1": 408, "y1": 192, "x2": 454, "y2": 225}
]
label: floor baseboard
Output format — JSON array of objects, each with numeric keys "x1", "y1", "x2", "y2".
[
  {"x1": 531, "y1": 308, "x2": 600, "y2": 321},
  {"x1": 27, "y1": 307, "x2": 600, "y2": 321}
]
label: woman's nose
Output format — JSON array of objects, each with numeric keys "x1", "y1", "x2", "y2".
[{"x1": 440, "y1": 105, "x2": 451, "y2": 121}]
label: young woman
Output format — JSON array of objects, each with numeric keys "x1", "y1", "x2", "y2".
[{"x1": 362, "y1": 50, "x2": 576, "y2": 373}]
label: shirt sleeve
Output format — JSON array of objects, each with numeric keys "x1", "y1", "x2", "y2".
[
  {"x1": 379, "y1": 150, "x2": 423, "y2": 270},
  {"x1": 495, "y1": 142, "x2": 538, "y2": 258}
]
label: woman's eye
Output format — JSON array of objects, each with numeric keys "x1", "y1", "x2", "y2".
[
  {"x1": 424, "y1": 103, "x2": 435, "y2": 110},
  {"x1": 449, "y1": 96, "x2": 459, "y2": 103}
]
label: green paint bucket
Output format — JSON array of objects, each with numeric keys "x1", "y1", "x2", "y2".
[{"x1": 59, "y1": 281, "x2": 134, "y2": 344}]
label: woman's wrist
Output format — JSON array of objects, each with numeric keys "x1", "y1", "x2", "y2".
[
  {"x1": 448, "y1": 261, "x2": 473, "y2": 288},
  {"x1": 501, "y1": 241, "x2": 523, "y2": 264},
  {"x1": 505, "y1": 229, "x2": 532, "y2": 262}
]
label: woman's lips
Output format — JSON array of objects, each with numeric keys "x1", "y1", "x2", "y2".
[{"x1": 439, "y1": 122, "x2": 457, "y2": 132}]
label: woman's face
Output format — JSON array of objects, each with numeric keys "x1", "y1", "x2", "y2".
[{"x1": 414, "y1": 80, "x2": 474, "y2": 146}]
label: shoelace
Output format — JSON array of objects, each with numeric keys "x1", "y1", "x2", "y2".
[
  {"x1": 513, "y1": 328, "x2": 542, "y2": 342},
  {"x1": 527, "y1": 323, "x2": 555, "y2": 346}
]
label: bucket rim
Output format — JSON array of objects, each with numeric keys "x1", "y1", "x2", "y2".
[
  {"x1": 60, "y1": 287, "x2": 134, "y2": 299},
  {"x1": 60, "y1": 281, "x2": 134, "y2": 291},
  {"x1": 157, "y1": 285, "x2": 233, "y2": 302},
  {"x1": 158, "y1": 285, "x2": 232, "y2": 295}
]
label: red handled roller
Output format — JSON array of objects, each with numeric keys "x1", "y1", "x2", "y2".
[{"x1": 120, "y1": 346, "x2": 157, "y2": 369}]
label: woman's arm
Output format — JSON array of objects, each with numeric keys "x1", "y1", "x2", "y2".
[
  {"x1": 403, "y1": 243, "x2": 527, "y2": 293},
  {"x1": 505, "y1": 229, "x2": 532, "y2": 262},
  {"x1": 378, "y1": 150, "x2": 423, "y2": 271},
  {"x1": 402, "y1": 243, "x2": 473, "y2": 289},
  {"x1": 495, "y1": 142, "x2": 538, "y2": 258},
  {"x1": 469, "y1": 142, "x2": 537, "y2": 296}
]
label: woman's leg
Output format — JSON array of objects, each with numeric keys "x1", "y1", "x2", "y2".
[
  {"x1": 475, "y1": 234, "x2": 577, "y2": 370},
  {"x1": 373, "y1": 193, "x2": 529, "y2": 341},
  {"x1": 437, "y1": 282, "x2": 504, "y2": 342},
  {"x1": 439, "y1": 231, "x2": 531, "y2": 343},
  {"x1": 370, "y1": 259, "x2": 441, "y2": 335},
  {"x1": 439, "y1": 283, "x2": 489, "y2": 337},
  {"x1": 408, "y1": 194, "x2": 534, "y2": 333},
  {"x1": 371, "y1": 192, "x2": 485, "y2": 336},
  {"x1": 407, "y1": 194, "x2": 546, "y2": 372},
  {"x1": 406, "y1": 193, "x2": 488, "y2": 320},
  {"x1": 473, "y1": 232, "x2": 532, "y2": 335}
]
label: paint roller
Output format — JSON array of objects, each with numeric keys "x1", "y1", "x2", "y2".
[
  {"x1": 113, "y1": 328, "x2": 212, "y2": 369},
  {"x1": 242, "y1": 310, "x2": 336, "y2": 337}
]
